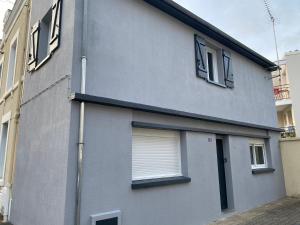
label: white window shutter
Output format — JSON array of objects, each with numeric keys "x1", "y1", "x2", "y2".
[
  {"x1": 49, "y1": 0, "x2": 62, "y2": 54},
  {"x1": 28, "y1": 21, "x2": 40, "y2": 72},
  {"x1": 132, "y1": 128, "x2": 182, "y2": 181}
]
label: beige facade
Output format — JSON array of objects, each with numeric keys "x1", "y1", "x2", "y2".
[
  {"x1": 273, "y1": 51, "x2": 300, "y2": 196},
  {"x1": 0, "y1": 0, "x2": 30, "y2": 221},
  {"x1": 272, "y1": 50, "x2": 300, "y2": 138},
  {"x1": 280, "y1": 138, "x2": 300, "y2": 197}
]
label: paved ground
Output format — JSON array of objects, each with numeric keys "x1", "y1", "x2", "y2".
[
  {"x1": 209, "y1": 197, "x2": 300, "y2": 225},
  {"x1": 0, "y1": 198, "x2": 299, "y2": 225}
]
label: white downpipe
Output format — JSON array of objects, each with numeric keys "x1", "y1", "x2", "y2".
[
  {"x1": 76, "y1": 0, "x2": 88, "y2": 222},
  {"x1": 76, "y1": 57, "x2": 86, "y2": 225}
]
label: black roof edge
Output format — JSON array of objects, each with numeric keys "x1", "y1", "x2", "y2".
[
  {"x1": 70, "y1": 92, "x2": 283, "y2": 133},
  {"x1": 144, "y1": 0, "x2": 278, "y2": 72}
]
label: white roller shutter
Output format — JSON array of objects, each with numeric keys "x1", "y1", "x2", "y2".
[{"x1": 132, "y1": 128, "x2": 182, "y2": 181}]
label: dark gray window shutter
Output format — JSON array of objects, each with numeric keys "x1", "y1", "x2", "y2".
[
  {"x1": 28, "y1": 22, "x2": 40, "y2": 72},
  {"x1": 194, "y1": 35, "x2": 207, "y2": 79},
  {"x1": 49, "y1": 0, "x2": 62, "y2": 54},
  {"x1": 223, "y1": 49, "x2": 234, "y2": 88}
]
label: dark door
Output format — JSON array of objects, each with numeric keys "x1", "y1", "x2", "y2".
[{"x1": 216, "y1": 139, "x2": 228, "y2": 210}]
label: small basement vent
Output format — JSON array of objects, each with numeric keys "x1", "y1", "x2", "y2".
[
  {"x1": 96, "y1": 217, "x2": 118, "y2": 225},
  {"x1": 91, "y1": 210, "x2": 121, "y2": 225}
]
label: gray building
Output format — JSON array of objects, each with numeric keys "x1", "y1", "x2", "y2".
[{"x1": 11, "y1": 0, "x2": 285, "y2": 225}]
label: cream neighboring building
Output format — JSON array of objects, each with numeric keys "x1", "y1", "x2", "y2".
[
  {"x1": 273, "y1": 50, "x2": 300, "y2": 138},
  {"x1": 272, "y1": 50, "x2": 300, "y2": 197},
  {"x1": 0, "y1": 0, "x2": 30, "y2": 221}
]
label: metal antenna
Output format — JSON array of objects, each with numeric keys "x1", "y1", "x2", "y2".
[{"x1": 264, "y1": 0, "x2": 281, "y2": 79}]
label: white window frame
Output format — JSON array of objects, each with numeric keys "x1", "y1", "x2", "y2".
[
  {"x1": 249, "y1": 139, "x2": 267, "y2": 169},
  {"x1": 206, "y1": 46, "x2": 219, "y2": 83},
  {"x1": 0, "y1": 112, "x2": 11, "y2": 186},
  {"x1": 132, "y1": 128, "x2": 182, "y2": 181},
  {"x1": 5, "y1": 30, "x2": 19, "y2": 93},
  {"x1": 91, "y1": 210, "x2": 121, "y2": 225}
]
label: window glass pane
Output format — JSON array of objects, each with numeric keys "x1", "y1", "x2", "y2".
[
  {"x1": 207, "y1": 52, "x2": 214, "y2": 81},
  {"x1": 255, "y1": 146, "x2": 265, "y2": 165},
  {"x1": 7, "y1": 40, "x2": 17, "y2": 90},
  {"x1": 0, "y1": 122, "x2": 8, "y2": 179},
  {"x1": 37, "y1": 10, "x2": 52, "y2": 64},
  {"x1": 249, "y1": 145, "x2": 254, "y2": 165}
]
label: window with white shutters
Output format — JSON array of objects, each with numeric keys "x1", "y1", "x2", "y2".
[
  {"x1": 28, "y1": 0, "x2": 62, "y2": 71},
  {"x1": 132, "y1": 128, "x2": 182, "y2": 181}
]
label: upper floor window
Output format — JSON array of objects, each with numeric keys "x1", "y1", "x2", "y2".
[
  {"x1": 28, "y1": 0, "x2": 62, "y2": 71},
  {"x1": 195, "y1": 34, "x2": 234, "y2": 88},
  {"x1": 37, "y1": 9, "x2": 52, "y2": 65},
  {"x1": 6, "y1": 37, "x2": 18, "y2": 91},
  {"x1": 249, "y1": 139, "x2": 267, "y2": 169},
  {"x1": 207, "y1": 46, "x2": 219, "y2": 83}
]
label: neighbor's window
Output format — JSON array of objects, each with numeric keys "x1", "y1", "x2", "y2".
[
  {"x1": 0, "y1": 61, "x2": 3, "y2": 79},
  {"x1": 132, "y1": 128, "x2": 182, "y2": 181},
  {"x1": 6, "y1": 38, "x2": 17, "y2": 91},
  {"x1": 28, "y1": 0, "x2": 62, "y2": 71},
  {"x1": 249, "y1": 140, "x2": 267, "y2": 169},
  {"x1": 0, "y1": 60, "x2": 3, "y2": 92},
  {"x1": 0, "y1": 121, "x2": 9, "y2": 182}
]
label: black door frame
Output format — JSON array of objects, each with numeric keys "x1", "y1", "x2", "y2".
[{"x1": 216, "y1": 138, "x2": 228, "y2": 210}]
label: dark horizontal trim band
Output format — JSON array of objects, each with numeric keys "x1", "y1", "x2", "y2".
[
  {"x1": 132, "y1": 121, "x2": 270, "y2": 139},
  {"x1": 252, "y1": 168, "x2": 275, "y2": 175},
  {"x1": 132, "y1": 176, "x2": 191, "y2": 189},
  {"x1": 70, "y1": 93, "x2": 282, "y2": 133},
  {"x1": 144, "y1": 0, "x2": 277, "y2": 71}
]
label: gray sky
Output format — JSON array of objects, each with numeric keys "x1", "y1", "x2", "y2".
[
  {"x1": 174, "y1": 0, "x2": 300, "y2": 61},
  {"x1": 1, "y1": 0, "x2": 299, "y2": 61},
  {"x1": 0, "y1": 0, "x2": 14, "y2": 38}
]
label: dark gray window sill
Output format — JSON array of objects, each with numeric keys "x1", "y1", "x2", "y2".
[
  {"x1": 252, "y1": 168, "x2": 275, "y2": 175},
  {"x1": 207, "y1": 79, "x2": 227, "y2": 88},
  {"x1": 131, "y1": 176, "x2": 191, "y2": 190}
]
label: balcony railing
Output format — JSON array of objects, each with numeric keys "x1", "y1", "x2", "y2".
[
  {"x1": 280, "y1": 126, "x2": 296, "y2": 138},
  {"x1": 274, "y1": 84, "x2": 290, "y2": 101}
]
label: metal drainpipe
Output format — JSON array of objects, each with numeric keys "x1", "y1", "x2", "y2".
[{"x1": 76, "y1": 0, "x2": 88, "y2": 224}]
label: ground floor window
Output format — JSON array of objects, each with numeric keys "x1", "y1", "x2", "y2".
[
  {"x1": 132, "y1": 128, "x2": 182, "y2": 181},
  {"x1": 249, "y1": 139, "x2": 267, "y2": 169}
]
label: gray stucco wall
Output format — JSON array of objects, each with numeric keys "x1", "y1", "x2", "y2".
[
  {"x1": 10, "y1": 0, "x2": 284, "y2": 225},
  {"x1": 11, "y1": 79, "x2": 72, "y2": 225},
  {"x1": 83, "y1": 0, "x2": 277, "y2": 128},
  {"x1": 79, "y1": 104, "x2": 285, "y2": 225},
  {"x1": 228, "y1": 134, "x2": 285, "y2": 212},
  {"x1": 11, "y1": 0, "x2": 78, "y2": 224}
]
